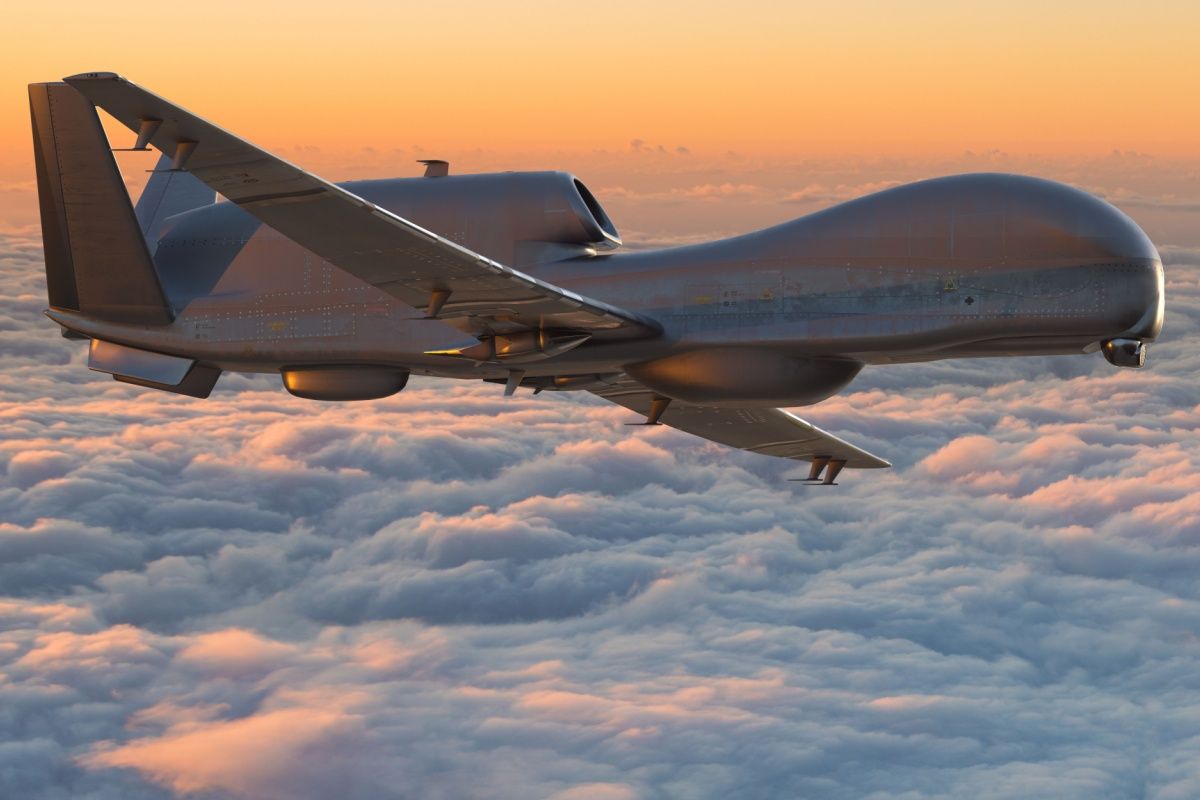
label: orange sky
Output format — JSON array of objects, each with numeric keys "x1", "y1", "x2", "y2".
[{"x1": 2, "y1": 0, "x2": 1199, "y2": 236}]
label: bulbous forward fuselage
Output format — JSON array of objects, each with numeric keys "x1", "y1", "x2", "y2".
[
  {"x1": 543, "y1": 173, "x2": 1164, "y2": 406},
  {"x1": 119, "y1": 173, "x2": 1165, "y2": 407}
]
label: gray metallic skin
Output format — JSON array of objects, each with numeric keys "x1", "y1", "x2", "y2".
[
  {"x1": 64, "y1": 172, "x2": 1163, "y2": 407},
  {"x1": 28, "y1": 74, "x2": 1166, "y2": 475}
]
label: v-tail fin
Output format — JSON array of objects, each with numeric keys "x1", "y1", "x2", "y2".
[
  {"x1": 28, "y1": 81, "x2": 172, "y2": 325},
  {"x1": 136, "y1": 152, "x2": 215, "y2": 254}
]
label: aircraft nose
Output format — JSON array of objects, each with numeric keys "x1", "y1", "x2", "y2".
[
  {"x1": 1093, "y1": 251, "x2": 1161, "y2": 368},
  {"x1": 1095, "y1": 215, "x2": 1162, "y2": 368},
  {"x1": 1005, "y1": 177, "x2": 1163, "y2": 342},
  {"x1": 1125, "y1": 257, "x2": 1165, "y2": 341},
  {"x1": 1061, "y1": 187, "x2": 1164, "y2": 344},
  {"x1": 1099, "y1": 214, "x2": 1163, "y2": 343}
]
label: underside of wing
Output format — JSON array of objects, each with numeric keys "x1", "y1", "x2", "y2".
[
  {"x1": 62, "y1": 72, "x2": 661, "y2": 343},
  {"x1": 592, "y1": 377, "x2": 890, "y2": 470}
]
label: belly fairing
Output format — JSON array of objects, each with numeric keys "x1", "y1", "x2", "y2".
[{"x1": 625, "y1": 348, "x2": 861, "y2": 407}]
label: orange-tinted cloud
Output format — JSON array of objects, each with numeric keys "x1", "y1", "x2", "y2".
[
  {"x1": 175, "y1": 629, "x2": 298, "y2": 678},
  {"x1": 81, "y1": 707, "x2": 365, "y2": 799}
]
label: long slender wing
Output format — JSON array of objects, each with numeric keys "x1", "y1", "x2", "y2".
[
  {"x1": 63, "y1": 72, "x2": 661, "y2": 341},
  {"x1": 592, "y1": 378, "x2": 890, "y2": 469}
]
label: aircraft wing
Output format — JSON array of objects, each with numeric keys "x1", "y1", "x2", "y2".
[
  {"x1": 592, "y1": 377, "x2": 890, "y2": 471},
  {"x1": 62, "y1": 72, "x2": 661, "y2": 341}
]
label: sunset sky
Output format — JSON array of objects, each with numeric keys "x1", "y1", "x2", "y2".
[
  {"x1": 4, "y1": 0, "x2": 1200, "y2": 154},
  {"x1": 3, "y1": 2, "x2": 1200, "y2": 798},
  {"x1": 3, "y1": 0, "x2": 1200, "y2": 234}
]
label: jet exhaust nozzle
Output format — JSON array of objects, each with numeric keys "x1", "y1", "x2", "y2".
[{"x1": 1102, "y1": 338, "x2": 1147, "y2": 369}]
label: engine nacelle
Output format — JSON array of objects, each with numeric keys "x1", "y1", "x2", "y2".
[
  {"x1": 156, "y1": 172, "x2": 623, "y2": 311},
  {"x1": 282, "y1": 365, "x2": 409, "y2": 401},
  {"x1": 346, "y1": 171, "x2": 621, "y2": 266},
  {"x1": 625, "y1": 349, "x2": 861, "y2": 407}
]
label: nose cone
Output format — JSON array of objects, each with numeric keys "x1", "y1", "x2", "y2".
[
  {"x1": 1075, "y1": 188, "x2": 1164, "y2": 342},
  {"x1": 1001, "y1": 174, "x2": 1159, "y2": 262},
  {"x1": 1002, "y1": 175, "x2": 1163, "y2": 341},
  {"x1": 1121, "y1": 255, "x2": 1165, "y2": 341}
]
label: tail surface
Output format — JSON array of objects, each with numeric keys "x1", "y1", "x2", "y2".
[
  {"x1": 28, "y1": 81, "x2": 172, "y2": 324},
  {"x1": 135, "y1": 152, "x2": 215, "y2": 254}
]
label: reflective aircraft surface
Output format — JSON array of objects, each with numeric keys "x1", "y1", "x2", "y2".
[{"x1": 28, "y1": 74, "x2": 1165, "y2": 483}]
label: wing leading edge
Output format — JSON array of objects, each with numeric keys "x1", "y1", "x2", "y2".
[
  {"x1": 62, "y1": 72, "x2": 661, "y2": 343},
  {"x1": 592, "y1": 377, "x2": 890, "y2": 471}
]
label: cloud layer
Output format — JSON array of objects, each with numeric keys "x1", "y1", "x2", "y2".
[{"x1": 2, "y1": 226, "x2": 1200, "y2": 799}]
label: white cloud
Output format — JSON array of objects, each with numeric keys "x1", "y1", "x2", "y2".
[{"x1": 1, "y1": 228, "x2": 1200, "y2": 799}]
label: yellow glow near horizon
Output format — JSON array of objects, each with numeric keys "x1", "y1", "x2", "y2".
[{"x1": 2, "y1": 0, "x2": 1198, "y2": 167}]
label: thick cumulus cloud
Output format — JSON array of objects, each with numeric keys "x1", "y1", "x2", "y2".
[{"x1": 3, "y1": 223, "x2": 1200, "y2": 800}]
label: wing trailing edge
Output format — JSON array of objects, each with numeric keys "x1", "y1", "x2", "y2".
[{"x1": 592, "y1": 377, "x2": 890, "y2": 471}]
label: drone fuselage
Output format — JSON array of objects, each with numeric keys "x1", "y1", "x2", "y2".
[{"x1": 55, "y1": 172, "x2": 1163, "y2": 408}]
